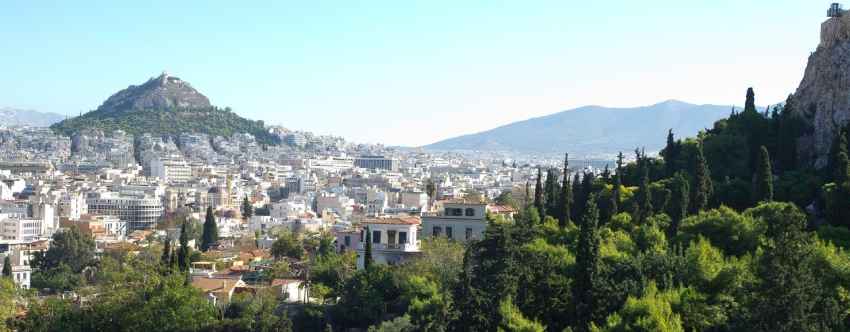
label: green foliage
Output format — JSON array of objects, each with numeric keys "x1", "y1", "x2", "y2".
[
  {"x1": 677, "y1": 207, "x2": 762, "y2": 256},
  {"x1": 752, "y1": 146, "x2": 774, "y2": 203},
  {"x1": 200, "y1": 206, "x2": 218, "y2": 252},
  {"x1": 1, "y1": 256, "x2": 9, "y2": 278},
  {"x1": 271, "y1": 229, "x2": 305, "y2": 260},
  {"x1": 335, "y1": 265, "x2": 402, "y2": 328},
  {"x1": 498, "y1": 296, "x2": 546, "y2": 332},
  {"x1": 51, "y1": 106, "x2": 281, "y2": 145},
  {"x1": 597, "y1": 283, "x2": 684, "y2": 332}
]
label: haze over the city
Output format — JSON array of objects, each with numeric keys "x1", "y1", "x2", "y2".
[{"x1": 0, "y1": 1, "x2": 823, "y2": 145}]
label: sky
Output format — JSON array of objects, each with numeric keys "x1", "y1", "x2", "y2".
[{"x1": 0, "y1": 1, "x2": 827, "y2": 146}]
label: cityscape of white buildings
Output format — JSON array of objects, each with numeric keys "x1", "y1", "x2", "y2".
[{"x1": 0, "y1": 125, "x2": 612, "y2": 292}]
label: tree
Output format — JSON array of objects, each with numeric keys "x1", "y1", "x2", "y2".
[
  {"x1": 200, "y1": 206, "x2": 218, "y2": 252},
  {"x1": 826, "y1": 151, "x2": 850, "y2": 227},
  {"x1": 752, "y1": 146, "x2": 774, "y2": 203},
  {"x1": 610, "y1": 152, "x2": 624, "y2": 218},
  {"x1": 499, "y1": 296, "x2": 546, "y2": 332},
  {"x1": 636, "y1": 157, "x2": 653, "y2": 224},
  {"x1": 544, "y1": 168, "x2": 560, "y2": 217},
  {"x1": 691, "y1": 143, "x2": 712, "y2": 213},
  {"x1": 744, "y1": 87, "x2": 756, "y2": 113},
  {"x1": 178, "y1": 221, "x2": 190, "y2": 271},
  {"x1": 241, "y1": 195, "x2": 253, "y2": 219},
  {"x1": 572, "y1": 172, "x2": 585, "y2": 222},
  {"x1": 747, "y1": 202, "x2": 828, "y2": 332},
  {"x1": 663, "y1": 129, "x2": 680, "y2": 177},
  {"x1": 271, "y1": 230, "x2": 304, "y2": 260},
  {"x1": 667, "y1": 173, "x2": 689, "y2": 240},
  {"x1": 2, "y1": 256, "x2": 10, "y2": 278},
  {"x1": 534, "y1": 168, "x2": 545, "y2": 219},
  {"x1": 573, "y1": 194, "x2": 601, "y2": 332},
  {"x1": 425, "y1": 178, "x2": 437, "y2": 208},
  {"x1": 161, "y1": 238, "x2": 172, "y2": 266},
  {"x1": 364, "y1": 227, "x2": 374, "y2": 270},
  {"x1": 557, "y1": 153, "x2": 573, "y2": 228},
  {"x1": 35, "y1": 226, "x2": 95, "y2": 273}
]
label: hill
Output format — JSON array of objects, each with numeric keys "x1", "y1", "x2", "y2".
[
  {"x1": 50, "y1": 73, "x2": 280, "y2": 145},
  {"x1": 424, "y1": 100, "x2": 734, "y2": 157},
  {"x1": 0, "y1": 107, "x2": 65, "y2": 127}
]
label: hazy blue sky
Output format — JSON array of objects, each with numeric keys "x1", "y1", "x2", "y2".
[{"x1": 0, "y1": 1, "x2": 826, "y2": 146}]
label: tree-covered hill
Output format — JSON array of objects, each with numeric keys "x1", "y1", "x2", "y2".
[
  {"x1": 50, "y1": 106, "x2": 280, "y2": 145},
  {"x1": 49, "y1": 72, "x2": 281, "y2": 145}
]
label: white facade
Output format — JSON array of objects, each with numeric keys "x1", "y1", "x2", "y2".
[
  {"x1": 0, "y1": 217, "x2": 43, "y2": 241},
  {"x1": 356, "y1": 217, "x2": 421, "y2": 269},
  {"x1": 58, "y1": 192, "x2": 88, "y2": 220},
  {"x1": 421, "y1": 202, "x2": 488, "y2": 243},
  {"x1": 87, "y1": 192, "x2": 164, "y2": 230},
  {"x1": 149, "y1": 157, "x2": 192, "y2": 183}
]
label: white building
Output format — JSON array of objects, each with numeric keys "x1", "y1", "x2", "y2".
[
  {"x1": 58, "y1": 192, "x2": 88, "y2": 220},
  {"x1": 149, "y1": 156, "x2": 192, "y2": 183},
  {"x1": 400, "y1": 191, "x2": 428, "y2": 210},
  {"x1": 87, "y1": 192, "x2": 164, "y2": 230},
  {"x1": 365, "y1": 189, "x2": 388, "y2": 217},
  {"x1": 315, "y1": 193, "x2": 354, "y2": 218},
  {"x1": 421, "y1": 200, "x2": 489, "y2": 243},
  {"x1": 356, "y1": 216, "x2": 420, "y2": 269},
  {"x1": 0, "y1": 216, "x2": 43, "y2": 241}
]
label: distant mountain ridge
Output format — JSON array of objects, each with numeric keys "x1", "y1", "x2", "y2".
[
  {"x1": 0, "y1": 107, "x2": 65, "y2": 127},
  {"x1": 424, "y1": 100, "x2": 735, "y2": 157},
  {"x1": 51, "y1": 73, "x2": 280, "y2": 145}
]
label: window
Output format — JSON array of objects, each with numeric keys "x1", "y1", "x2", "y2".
[
  {"x1": 446, "y1": 208, "x2": 462, "y2": 216},
  {"x1": 372, "y1": 230, "x2": 381, "y2": 243},
  {"x1": 445, "y1": 227, "x2": 453, "y2": 239},
  {"x1": 433, "y1": 226, "x2": 442, "y2": 236},
  {"x1": 399, "y1": 231, "x2": 408, "y2": 244},
  {"x1": 344, "y1": 235, "x2": 351, "y2": 247},
  {"x1": 466, "y1": 227, "x2": 473, "y2": 240},
  {"x1": 465, "y1": 208, "x2": 475, "y2": 216}
]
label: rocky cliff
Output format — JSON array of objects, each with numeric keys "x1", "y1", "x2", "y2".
[
  {"x1": 96, "y1": 72, "x2": 211, "y2": 113},
  {"x1": 791, "y1": 14, "x2": 850, "y2": 167}
]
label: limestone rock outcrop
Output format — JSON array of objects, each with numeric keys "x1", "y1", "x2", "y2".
[
  {"x1": 96, "y1": 72, "x2": 211, "y2": 113},
  {"x1": 791, "y1": 14, "x2": 850, "y2": 167}
]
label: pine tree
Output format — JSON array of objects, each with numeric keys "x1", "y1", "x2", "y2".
[
  {"x1": 828, "y1": 151, "x2": 850, "y2": 226},
  {"x1": 691, "y1": 142, "x2": 712, "y2": 213},
  {"x1": 667, "y1": 173, "x2": 689, "y2": 240},
  {"x1": 178, "y1": 221, "x2": 190, "y2": 271},
  {"x1": 573, "y1": 194, "x2": 601, "y2": 332},
  {"x1": 200, "y1": 206, "x2": 218, "y2": 252},
  {"x1": 557, "y1": 153, "x2": 573, "y2": 228},
  {"x1": 2, "y1": 256, "x2": 10, "y2": 278},
  {"x1": 753, "y1": 146, "x2": 774, "y2": 203},
  {"x1": 241, "y1": 195, "x2": 253, "y2": 219},
  {"x1": 534, "y1": 168, "x2": 545, "y2": 219},
  {"x1": 364, "y1": 226, "x2": 373, "y2": 270}
]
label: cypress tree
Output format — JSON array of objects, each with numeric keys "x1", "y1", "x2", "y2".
[
  {"x1": 663, "y1": 129, "x2": 680, "y2": 176},
  {"x1": 828, "y1": 151, "x2": 850, "y2": 226},
  {"x1": 636, "y1": 157, "x2": 653, "y2": 224},
  {"x1": 534, "y1": 168, "x2": 545, "y2": 219},
  {"x1": 201, "y1": 206, "x2": 218, "y2": 252},
  {"x1": 610, "y1": 152, "x2": 624, "y2": 218},
  {"x1": 753, "y1": 146, "x2": 774, "y2": 203},
  {"x1": 364, "y1": 226, "x2": 373, "y2": 270},
  {"x1": 161, "y1": 238, "x2": 172, "y2": 266},
  {"x1": 178, "y1": 221, "x2": 190, "y2": 271},
  {"x1": 544, "y1": 168, "x2": 560, "y2": 217},
  {"x1": 573, "y1": 194, "x2": 601, "y2": 332},
  {"x1": 691, "y1": 143, "x2": 712, "y2": 213},
  {"x1": 744, "y1": 87, "x2": 756, "y2": 113},
  {"x1": 572, "y1": 172, "x2": 584, "y2": 221},
  {"x1": 557, "y1": 154, "x2": 573, "y2": 228},
  {"x1": 2, "y1": 256, "x2": 10, "y2": 278},
  {"x1": 667, "y1": 173, "x2": 690, "y2": 240},
  {"x1": 241, "y1": 195, "x2": 253, "y2": 219}
]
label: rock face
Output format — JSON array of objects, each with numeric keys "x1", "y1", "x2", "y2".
[
  {"x1": 791, "y1": 14, "x2": 850, "y2": 167},
  {"x1": 96, "y1": 72, "x2": 211, "y2": 113}
]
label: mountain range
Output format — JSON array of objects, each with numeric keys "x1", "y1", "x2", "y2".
[
  {"x1": 424, "y1": 100, "x2": 737, "y2": 157},
  {"x1": 0, "y1": 107, "x2": 65, "y2": 127}
]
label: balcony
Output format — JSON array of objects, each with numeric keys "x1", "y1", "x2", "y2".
[{"x1": 357, "y1": 241, "x2": 420, "y2": 252}]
